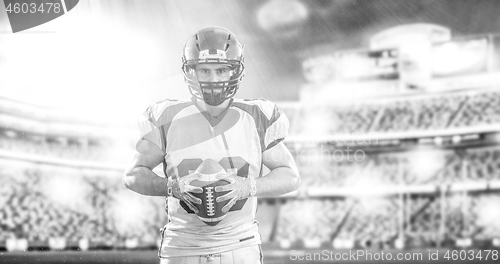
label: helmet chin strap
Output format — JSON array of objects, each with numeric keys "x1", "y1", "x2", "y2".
[
  {"x1": 188, "y1": 85, "x2": 225, "y2": 106},
  {"x1": 202, "y1": 96, "x2": 224, "y2": 106}
]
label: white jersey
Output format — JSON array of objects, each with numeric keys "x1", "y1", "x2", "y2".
[{"x1": 136, "y1": 97, "x2": 289, "y2": 257}]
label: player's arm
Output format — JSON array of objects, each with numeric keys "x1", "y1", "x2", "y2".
[
  {"x1": 123, "y1": 152, "x2": 203, "y2": 212},
  {"x1": 258, "y1": 141, "x2": 300, "y2": 197},
  {"x1": 215, "y1": 141, "x2": 300, "y2": 212},
  {"x1": 122, "y1": 152, "x2": 167, "y2": 196}
]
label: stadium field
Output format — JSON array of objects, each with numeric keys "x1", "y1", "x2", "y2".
[{"x1": 1, "y1": 248, "x2": 498, "y2": 264}]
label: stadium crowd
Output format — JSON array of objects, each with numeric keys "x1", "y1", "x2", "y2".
[
  {"x1": 281, "y1": 89, "x2": 500, "y2": 136},
  {"x1": 1, "y1": 143, "x2": 500, "y2": 249},
  {"x1": 1, "y1": 87, "x2": 500, "y2": 250},
  {"x1": 0, "y1": 166, "x2": 165, "y2": 248},
  {"x1": 0, "y1": 128, "x2": 132, "y2": 164}
]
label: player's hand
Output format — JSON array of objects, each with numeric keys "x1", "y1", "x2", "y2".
[
  {"x1": 168, "y1": 174, "x2": 203, "y2": 213},
  {"x1": 214, "y1": 173, "x2": 253, "y2": 213}
]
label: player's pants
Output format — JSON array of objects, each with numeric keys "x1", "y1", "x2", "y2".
[{"x1": 159, "y1": 245, "x2": 263, "y2": 264}]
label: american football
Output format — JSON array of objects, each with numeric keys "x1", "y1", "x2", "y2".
[{"x1": 190, "y1": 159, "x2": 231, "y2": 226}]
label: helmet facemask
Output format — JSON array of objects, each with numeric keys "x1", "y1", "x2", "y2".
[{"x1": 182, "y1": 60, "x2": 244, "y2": 106}]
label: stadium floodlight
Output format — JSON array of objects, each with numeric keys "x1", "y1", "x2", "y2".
[
  {"x1": 394, "y1": 237, "x2": 405, "y2": 249},
  {"x1": 48, "y1": 237, "x2": 66, "y2": 250},
  {"x1": 455, "y1": 238, "x2": 472, "y2": 248},
  {"x1": 433, "y1": 137, "x2": 443, "y2": 146},
  {"x1": 16, "y1": 238, "x2": 28, "y2": 251},
  {"x1": 476, "y1": 196, "x2": 500, "y2": 230},
  {"x1": 279, "y1": 239, "x2": 292, "y2": 249},
  {"x1": 333, "y1": 238, "x2": 354, "y2": 249},
  {"x1": 125, "y1": 238, "x2": 139, "y2": 249},
  {"x1": 78, "y1": 238, "x2": 89, "y2": 251},
  {"x1": 493, "y1": 238, "x2": 500, "y2": 247},
  {"x1": 5, "y1": 238, "x2": 17, "y2": 252},
  {"x1": 452, "y1": 135, "x2": 462, "y2": 144},
  {"x1": 303, "y1": 238, "x2": 321, "y2": 249}
]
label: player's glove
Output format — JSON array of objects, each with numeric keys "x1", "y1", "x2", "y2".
[
  {"x1": 167, "y1": 173, "x2": 203, "y2": 213},
  {"x1": 214, "y1": 173, "x2": 257, "y2": 213}
]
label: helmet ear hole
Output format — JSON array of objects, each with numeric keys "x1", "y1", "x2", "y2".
[{"x1": 184, "y1": 65, "x2": 196, "y2": 77}]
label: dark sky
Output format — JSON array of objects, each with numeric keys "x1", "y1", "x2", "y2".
[
  {"x1": 241, "y1": 0, "x2": 500, "y2": 100},
  {"x1": 145, "y1": 0, "x2": 500, "y2": 101}
]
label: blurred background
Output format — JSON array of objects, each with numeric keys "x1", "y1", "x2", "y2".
[{"x1": 1, "y1": 0, "x2": 500, "y2": 263}]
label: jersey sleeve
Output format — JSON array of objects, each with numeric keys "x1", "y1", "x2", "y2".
[
  {"x1": 135, "y1": 105, "x2": 166, "y2": 155},
  {"x1": 264, "y1": 104, "x2": 289, "y2": 150}
]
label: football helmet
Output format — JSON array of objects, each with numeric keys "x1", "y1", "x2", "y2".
[{"x1": 182, "y1": 26, "x2": 245, "y2": 106}]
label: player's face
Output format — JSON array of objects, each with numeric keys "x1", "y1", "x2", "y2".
[{"x1": 195, "y1": 64, "x2": 232, "y2": 83}]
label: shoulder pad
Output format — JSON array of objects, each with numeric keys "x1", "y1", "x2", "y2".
[
  {"x1": 237, "y1": 98, "x2": 275, "y2": 120},
  {"x1": 149, "y1": 98, "x2": 191, "y2": 122}
]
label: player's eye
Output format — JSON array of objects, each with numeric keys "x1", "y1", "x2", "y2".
[{"x1": 197, "y1": 69, "x2": 210, "y2": 75}]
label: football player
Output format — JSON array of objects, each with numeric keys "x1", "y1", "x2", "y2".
[{"x1": 123, "y1": 26, "x2": 300, "y2": 264}]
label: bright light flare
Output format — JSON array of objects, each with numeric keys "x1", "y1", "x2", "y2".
[
  {"x1": 41, "y1": 174, "x2": 90, "y2": 211},
  {"x1": 476, "y1": 196, "x2": 500, "y2": 228},
  {"x1": 1, "y1": 10, "x2": 162, "y2": 124},
  {"x1": 301, "y1": 107, "x2": 331, "y2": 135},
  {"x1": 112, "y1": 190, "x2": 152, "y2": 234},
  {"x1": 408, "y1": 148, "x2": 446, "y2": 180},
  {"x1": 356, "y1": 197, "x2": 391, "y2": 214},
  {"x1": 257, "y1": 0, "x2": 308, "y2": 31},
  {"x1": 432, "y1": 39, "x2": 488, "y2": 75},
  {"x1": 348, "y1": 167, "x2": 397, "y2": 197}
]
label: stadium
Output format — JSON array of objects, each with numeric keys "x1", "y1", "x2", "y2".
[{"x1": 1, "y1": 0, "x2": 500, "y2": 263}]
